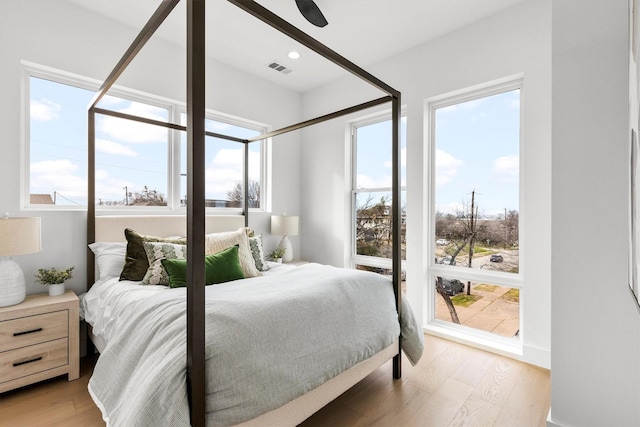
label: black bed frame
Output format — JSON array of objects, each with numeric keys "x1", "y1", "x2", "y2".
[{"x1": 85, "y1": 1, "x2": 402, "y2": 425}]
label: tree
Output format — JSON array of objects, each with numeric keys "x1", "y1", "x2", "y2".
[
  {"x1": 227, "y1": 180, "x2": 260, "y2": 208},
  {"x1": 355, "y1": 194, "x2": 392, "y2": 257},
  {"x1": 127, "y1": 186, "x2": 166, "y2": 206}
]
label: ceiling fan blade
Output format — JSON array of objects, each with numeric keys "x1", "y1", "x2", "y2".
[{"x1": 295, "y1": 0, "x2": 328, "y2": 27}]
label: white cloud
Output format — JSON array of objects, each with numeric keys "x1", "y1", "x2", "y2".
[
  {"x1": 204, "y1": 148, "x2": 261, "y2": 197},
  {"x1": 95, "y1": 169, "x2": 133, "y2": 201},
  {"x1": 96, "y1": 139, "x2": 138, "y2": 157},
  {"x1": 493, "y1": 155, "x2": 519, "y2": 181},
  {"x1": 30, "y1": 159, "x2": 85, "y2": 199},
  {"x1": 435, "y1": 201, "x2": 464, "y2": 215},
  {"x1": 97, "y1": 102, "x2": 168, "y2": 144},
  {"x1": 30, "y1": 99, "x2": 61, "y2": 121},
  {"x1": 435, "y1": 149, "x2": 464, "y2": 185}
]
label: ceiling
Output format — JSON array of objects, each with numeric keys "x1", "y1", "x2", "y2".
[{"x1": 65, "y1": 0, "x2": 528, "y2": 93}]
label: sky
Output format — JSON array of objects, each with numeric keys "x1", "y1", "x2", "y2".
[
  {"x1": 353, "y1": 89, "x2": 519, "y2": 218},
  {"x1": 29, "y1": 76, "x2": 262, "y2": 206},
  {"x1": 30, "y1": 76, "x2": 518, "y2": 214},
  {"x1": 434, "y1": 89, "x2": 520, "y2": 218}
]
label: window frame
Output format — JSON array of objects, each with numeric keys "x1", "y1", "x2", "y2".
[
  {"x1": 349, "y1": 109, "x2": 407, "y2": 272},
  {"x1": 22, "y1": 62, "x2": 270, "y2": 212},
  {"x1": 425, "y1": 76, "x2": 524, "y2": 352}
]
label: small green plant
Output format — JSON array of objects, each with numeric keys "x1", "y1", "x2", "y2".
[
  {"x1": 36, "y1": 267, "x2": 74, "y2": 285},
  {"x1": 269, "y1": 248, "x2": 286, "y2": 260}
]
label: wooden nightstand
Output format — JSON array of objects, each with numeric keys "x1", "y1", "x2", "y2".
[{"x1": 0, "y1": 290, "x2": 79, "y2": 393}]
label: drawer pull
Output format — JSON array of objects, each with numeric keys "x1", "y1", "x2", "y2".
[
  {"x1": 13, "y1": 357, "x2": 43, "y2": 367},
  {"x1": 13, "y1": 328, "x2": 43, "y2": 337}
]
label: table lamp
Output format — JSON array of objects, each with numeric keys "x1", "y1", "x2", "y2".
[
  {"x1": 271, "y1": 215, "x2": 299, "y2": 263},
  {"x1": 0, "y1": 215, "x2": 42, "y2": 307}
]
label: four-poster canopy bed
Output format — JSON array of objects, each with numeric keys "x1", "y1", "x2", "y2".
[{"x1": 83, "y1": 0, "x2": 421, "y2": 425}]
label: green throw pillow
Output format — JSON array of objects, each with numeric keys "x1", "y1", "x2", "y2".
[
  {"x1": 119, "y1": 228, "x2": 186, "y2": 282},
  {"x1": 161, "y1": 245, "x2": 245, "y2": 288}
]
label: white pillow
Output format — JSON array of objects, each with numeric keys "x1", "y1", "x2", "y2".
[
  {"x1": 205, "y1": 227, "x2": 259, "y2": 278},
  {"x1": 89, "y1": 242, "x2": 127, "y2": 280}
]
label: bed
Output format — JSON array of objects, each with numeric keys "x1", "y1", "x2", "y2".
[
  {"x1": 85, "y1": 0, "x2": 408, "y2": 425},
  {"x1": 83, "y1": 215, "x2": 423, "y2": 426}
]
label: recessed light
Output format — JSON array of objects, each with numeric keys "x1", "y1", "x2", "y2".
[{"x1": 288, "y1": 51, "x2": 301, "y2": 60}]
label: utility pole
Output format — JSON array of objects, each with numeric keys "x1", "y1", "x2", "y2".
[
  {"x1": 123, "y1": 186, "x2": 129, "y2": 206},
  {"x1": 467, "y1": 189, "x2": 477, "y2": 295}
]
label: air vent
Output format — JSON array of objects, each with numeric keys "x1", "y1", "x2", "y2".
[{"x1": 266, "y1": 61, "x2": 293, "y2": 75}]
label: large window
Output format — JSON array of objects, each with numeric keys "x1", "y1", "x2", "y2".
[
  {"x1": 26, "y1": 65, "x2": 268, "y2": 210},
  {"x1": 429, "y1": 80, "x2": 522, "y2": 343},
  {"x1": 351, "y1": 114, "x2": 407, "y2": 271},
  {"x1": 179, "y1": 115, "x2": 265, "y2": 209}
]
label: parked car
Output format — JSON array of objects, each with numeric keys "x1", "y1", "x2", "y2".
[
  {"x1": 490, "y1": 254, "x2": 503, "y2": 262},
  {"x1": 439, "y1": 278, "x2": 464, "y2": 296},
  {"x1": 440, "y1": 256, "x2": 456, "y2": 266},
  {"x1": 436, "y1": 239, "x2": 449, "y2": 245}
]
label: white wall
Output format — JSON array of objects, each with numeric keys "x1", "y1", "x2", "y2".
[
  {"x1": 300, "y1": 0, "x2": 551, "y2": 368},
  {"x1": 0, "y1": 0, "x2": 302, "y2": 297},
  {"x1": 549, "y1": 1, "x2": 640, "y2": 425}
]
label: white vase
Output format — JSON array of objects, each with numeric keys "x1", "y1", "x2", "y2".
[{"x1": 48, "y1": 283, "x2": 65, "y2": 296}]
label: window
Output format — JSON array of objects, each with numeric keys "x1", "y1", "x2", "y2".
[
  {"x1": 351, "y1": 114, "x2": 407, "y2": 272},
  {"x1": 429, "y1": 80, "x2": 522, "y2": 343},
  {"x1": 179, "y1": 115, "x2": 266, "y2": 209},
  {"x1": 26, "y1": 65, "x2": 268, "y2": 210}
]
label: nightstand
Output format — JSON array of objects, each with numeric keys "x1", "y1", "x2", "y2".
[{"x1": 0, "y1": 290, "x2": 79, "y2": 393}]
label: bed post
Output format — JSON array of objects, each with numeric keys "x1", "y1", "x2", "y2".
[
  {"x1": 243, "y1": 141, "x2": 249, "y2": 227},
  {"x1": 391, "y1": 94, "x2": 402, "y2": 380},
  {"x1": 185, "y1": 0, "x2": 207, "y2": 425},
  {"x1": 87, "y1": 108, "x2": 96, "y2": 290}
]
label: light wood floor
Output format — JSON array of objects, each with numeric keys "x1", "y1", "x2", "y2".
[{"x1": 0, "y1": 334, "x2": 549, "y2": 427}]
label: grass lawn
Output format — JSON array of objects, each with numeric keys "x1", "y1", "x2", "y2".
[
  {"x1": 451, "y1": 294, "x2": 483, "y2": 307},
  {"x1": 500, "y1": 288, "x2": 520, "y2": 303}
]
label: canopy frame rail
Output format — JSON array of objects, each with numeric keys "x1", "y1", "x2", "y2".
[{"x1": 86, "y1": 0, "x2": 403, "y2": 425}]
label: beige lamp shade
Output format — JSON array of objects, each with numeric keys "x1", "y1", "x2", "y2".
[
  {"x1": 0, "y1": 217, "x2": 42, "y2": 256},
  {"x1": 270, "y1": 215, "x2": 299, "y2": 237}
]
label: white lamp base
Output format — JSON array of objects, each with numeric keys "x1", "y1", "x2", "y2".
[
  {"x1": 0, "y1": 257, "x2": 26, "y2": 307},
  {"x1": 278, "y1": 235, "x2": 294, "y2": 263}
]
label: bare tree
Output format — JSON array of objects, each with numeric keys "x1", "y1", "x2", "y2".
[
  {"x1": 127, "y1": 186, "x2": 166, "y2": 206},
  {"x1": 227, "y1": 180, "x2": 260, "y2": 208}
]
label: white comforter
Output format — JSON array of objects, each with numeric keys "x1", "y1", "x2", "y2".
[{"x1": 85, "y1": 263, "x2": 423, "y2": 426}]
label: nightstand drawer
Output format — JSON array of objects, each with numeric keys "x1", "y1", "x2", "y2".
[
  {"x1": 0, "y1": 311, "x2": 68, "y2": 352},
  {"x1": 0, "y1": 338, "x2": 68, "y2": 384}
]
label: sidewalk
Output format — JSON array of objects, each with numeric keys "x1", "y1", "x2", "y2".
[{"x1": 435, "y1": 283, "x2": 520, "y2": 338}]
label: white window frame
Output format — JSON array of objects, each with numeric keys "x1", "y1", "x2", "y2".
[
  {"x1": 22, "y1": 62, "x2": 270, "y2": 212},
  {"x1": 349, "y1": 109, "x2": 406, "y2": 272},
  {"x1": 425, "y1": 76, "x2": 524, "y2": 355}
]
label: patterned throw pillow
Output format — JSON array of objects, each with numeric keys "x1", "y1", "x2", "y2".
[
  {"x1": 249, "y1": 235, "x2": 269, "y2": 271},
  {"x1": 120, "y1": 228, "x2": 186, "y2": 282},
  {"x1": 205, "y1": 228, "x2": 259, "y2": 278},
  {"x1": 141, "y1": 241, "x2": 187, "y2": 286}
]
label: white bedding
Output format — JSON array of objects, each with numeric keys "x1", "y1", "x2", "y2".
[{"x1": 84, "y1": 263, "x2": 423, "y2": 426}]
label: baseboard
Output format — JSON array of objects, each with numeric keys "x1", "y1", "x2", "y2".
[
  {"x1": 547, "y1": 408, "x2": 562, "y2": 427},
  {"x1": 523, "y1": 343, "x2": 550, "y2": 370}
]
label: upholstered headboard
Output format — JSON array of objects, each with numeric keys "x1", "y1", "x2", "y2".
[{"x1": 94, "y1": 215, "x2": 246, "y2": 242}]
